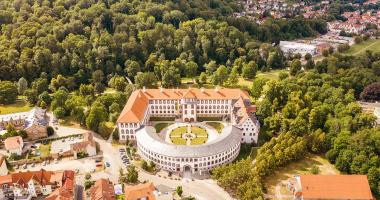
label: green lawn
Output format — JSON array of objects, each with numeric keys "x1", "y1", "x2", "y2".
[
  {"x1": 149, "y1": 117, "x2": 175, "y2": 121},
  {"x1": 154, "y1": 123, "x2": 173, "y2": 132},
  {"x1": 191, "y1": 126, "x2": 208, "y2": 137},
  {"x1": 197, "y1": 117, "x2": 222, "y2": 122},
  {"x1": 39, "y1": 144, "x2": 51, "y2": 157},
  {"x1": 170, "y1": 127, "x2": 187, "y2": 137},
  {"x1": 206, "y1": 122, "x2": 224, "y2": 133},
  {"x1": 238, "y1": 70, "x2": 286, "y2": 87},
  {"x1": 0, "y1": 99, "x2": 32, "y2": 115},
  {"x1": 170, "y1": 137, "x2": 187, "y2": 145},
  {"x1": 190, "y1": 137, "x2": 207, "y2": 145},
  {"x1": 343, "y1": 39, "x2": 380, "y2": 56}
]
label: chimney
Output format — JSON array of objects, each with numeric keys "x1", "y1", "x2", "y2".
[
  {"x1": 201, "y1": 87, "x2": 205, "y2": 93},
  {"x1": 176, "y1": 87, "x2": 179, "y2": 92},
  {"x1": 215, "y1": 86, "x2": 219, "y2": 92},
  {"x1": 160, "y1": 86, "x2": 163, "y2": 93},
  {"x1": 143, "y1": 86, "x2": 146, "y2": 92}
]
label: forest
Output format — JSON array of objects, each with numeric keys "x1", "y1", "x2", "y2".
[
  {"x1": 212, "y1": 51, "x2": 380, "y2": 199},
  {"x1": 0, "y1": 0, "x2": 326, "y2": 82},
  {"x1": 0, "y1": 0, "x2": 378, "y2": 199}
]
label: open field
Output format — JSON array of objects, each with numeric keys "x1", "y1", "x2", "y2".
[
  {"x1": 38, "y1": 144, "x2": 51, "y2": 157},
  {"x1": 238, "y1": 69, "x2": 286, "y2": 87},
  {"x1": 170, "y1": 137, "x2": 187, "y2": 145},
  {"x1": 190, "y1": 137, "x2": 207, "y2": 145},
  {"x1": 170, "y1": 126, "x2": 187, "y2": 137},
  {"x1": 264, "y1": 154, "x2": 339, "y2": 199},
  {"x1": 343, "y1": 39, "x2": 380, "y2": 55},
  {"x1": 0, "y1": 99, "x2": 32, "y2": 115},
  {"x1": 191, "y1": 126, "x2": 207, "y2": 137}
]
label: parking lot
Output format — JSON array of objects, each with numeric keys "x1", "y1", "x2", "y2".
[
  {"x1": 119, "y1": 148, "x2": 130, "y2": 167},
  {"x1": 50, "y1": 135, "x2": 83, "y2": 154}
]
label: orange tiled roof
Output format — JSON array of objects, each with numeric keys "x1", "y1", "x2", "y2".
[
  {"x1": 90, "y1": 178, "x2": 115, "y2": 200},
  {"x1": 117, "y1": 88, "x2": 250, "y2": 123},
  {"x1": 124, "y1": 182, "x2": 156, "y2": 200},
  {"x1": 299, "y1": 175, "x2": 374, "y2": 200},
  {"x1": 45, "y1": 187, "x2": 74, "y2": 200},
  {"x1": 4, "y1": 136, "x2": 23, "y2": 150},
  {"x1": 45, "y1": 170, "x2": 75, "y2": 200},
  {"x1": 0, "y1": 169, "x2": 63, "y2": 187}
]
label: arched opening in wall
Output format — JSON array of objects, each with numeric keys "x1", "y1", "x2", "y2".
[
  {"x1": 189, "y1": 118, "x2": 195, "y2": 122},
  {"x1": 184, "y1": 118, "x2": 189, "y2": 122},
  {"x1": 183, "y1": 165, "x2": 192, "y2": 179}
]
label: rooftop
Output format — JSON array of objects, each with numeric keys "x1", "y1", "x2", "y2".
[
  {"x1": 4, "y1": 136, "x2": 23, "y2": 150},
  {"x1": 124, "y1": 182, "x2": 156, "y2": 200},
  {"x1": 298, "y1": 175, "x2": 374, "y2": 200},
  {"x1": 117, "y1": 88, "x2": 250, "y2": 123}
]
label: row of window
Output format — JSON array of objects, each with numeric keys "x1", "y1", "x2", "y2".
[
  {"x1": 148, "y1": 99, "x2": 230, "y2": 105},
  {"x1": 119, "y1": 123, "x2": 138, "y2": 128}
]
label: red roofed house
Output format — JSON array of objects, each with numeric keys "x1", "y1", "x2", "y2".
[
  {"x1": 89, "y1": 178, "x2": 115, "y2": 200},
  {"x1": 290, "y1": 175, "x2": 374, "y2": 200},
  {"x1": 124, "y1": 182, "x2": 156, "y2": 200},
  {"x1": 0, "y1": 169, "x2": 74, "y2": 199},
  {"x1": 45, "y1": 170, "x2": 75, "y2": 200},
  {"x1": 4, "y1": 136, "x2": 23, "y2": 156}
]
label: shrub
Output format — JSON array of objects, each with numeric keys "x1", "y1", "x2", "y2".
[{"x1": 46, "y1": 126, "x2": 54, "y2": 136}]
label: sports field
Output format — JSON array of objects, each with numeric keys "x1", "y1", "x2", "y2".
[{"x1": 343, "y1": 39, "x2": 380, "y2": 55}]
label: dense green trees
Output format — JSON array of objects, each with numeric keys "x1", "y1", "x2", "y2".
[
  {"x1": 213, "y1": 51, "x2": 380, "y2": 198},
  {"x1": 0, "y1": 81, "x2": 17, "y2": 105}
]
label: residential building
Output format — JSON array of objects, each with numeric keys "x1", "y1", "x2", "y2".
[
  {"x1": 45, "y1": 170, "x2": 75, "y2": 200},
  {"x1": 0, "y1": 108, "x2": 48, "y2": 140},
  {"x1": 90, "y1": 178, "x2": 115, "y2": 200},
  {"x1": 4, "y1": 136, "x2": 23, "y2": 156},
  {"x1": 0, "y1": 169, "x2": 74, "y2": 199},
  {"x1": 117, "y1": 88, "x2": 260, "y2": 143},
  {"x1": 0, "y1": 154, "x2": 8, "y2": 176},
  {"x1": 70, "y1": 132, "x2": 97, "y2": 159},
  {"x1": 290, "y1": 175, "x2": 374, "y2": 200},
  {"x1": 124, "y1": 182, "x2": 156, "y2": 200}
]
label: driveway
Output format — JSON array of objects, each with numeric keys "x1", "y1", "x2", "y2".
[{"x1": 40, "y1": 118, "x2": 234, "y2": 199}]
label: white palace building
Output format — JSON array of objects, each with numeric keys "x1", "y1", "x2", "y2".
[{"x1": 116, "y1": 87, "x2": 260, "y2": 174}]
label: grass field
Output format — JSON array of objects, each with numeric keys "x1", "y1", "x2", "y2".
[
  {"x1": 38, "y1": 144, "x2": 51, "y2": 157},
  {"x1": 264, "y1": 154, "x2": 339, "y2": 198},
  {"x1": 0, "y1": 99, "x2": 32, "y2": 115},
  {"x1": 170, "y1": 126, "x2": 187, "y2": 137},
  {"x1": 206, "y1": 122, "x2": 224, "y2": 133},
  {"x1": 343, "y1": 39, "x2": 380, "y2": 55},
  {"x1": 190, "y1": 137, "x2": 207, "y2": 145},
  {"x1": 238, "y1": 69, "x2": 287, "y2": 87},
  {"x1": 191, "y1": 126, "x2": 208, "y2": 137},
  {"x1": 170, "y1": 137, "x2": 187, "y2": 145},
  {"x1": 154, "y1": 123, "x2": 173, "y2": 133}
]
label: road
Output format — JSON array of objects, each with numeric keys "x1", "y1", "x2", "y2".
[{"x1": 41, "y1": 112, "x2": 234, "y2": 199}]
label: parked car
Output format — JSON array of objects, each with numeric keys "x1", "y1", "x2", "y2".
[
  {"x1": 119, "y1": 148, "x2": 125, "y2": 152},
  {"x1": 54, "y1": 159, "x2": 58, "y2": 164},
  {"x1": 23, "y1": 164, "x2": 27, "y2": 169},
  {"x1": 106, "y1": 162, "x2": 110, "y2": 167},
  {"x1": 31, "y1": 163, "x2": 36, "y2": 167}
]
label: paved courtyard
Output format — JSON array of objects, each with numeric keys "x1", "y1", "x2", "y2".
[{"x1": 50, "y1": 135, "x2": 83, "y2": 154}]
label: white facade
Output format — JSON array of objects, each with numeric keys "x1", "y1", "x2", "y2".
[
  {"x1": 238, "y1": 118, "x2": 260, "y2": 143},
  {"x1": 136, "y1": 126, "x2": 241, "y2": 174},
  {"x1": 117, "y1": 88, "x2": 259, "y2": 144}
]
